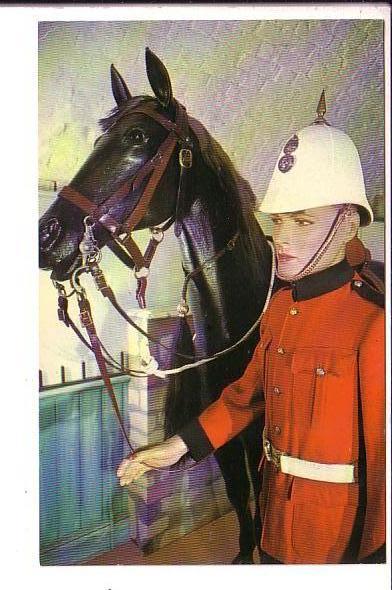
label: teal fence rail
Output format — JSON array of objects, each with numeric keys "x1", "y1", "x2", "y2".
[{"x1": 39, "y1": 375, "x2": 133, "y2": 565}]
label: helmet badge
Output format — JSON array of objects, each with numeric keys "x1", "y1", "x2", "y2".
[
  {"x1": 278, "y1": 134, "x2": 299, "y2": 173},
  {"x1": 277, "y1": 89, "x2": 329, "y2": 174}
]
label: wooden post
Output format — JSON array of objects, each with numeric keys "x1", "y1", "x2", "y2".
[
  {"x1": 39, "y1": 370, "x2": 43, "y2": 390},
  {"x1": 120, "y1": 351, "x2": 125, "y2": 371},
  {"x1": 61, "y1": 366, "x2": 66, "y2": 384},
  {"x1": 81, "y1": 362, "x2": 86, "y2": 380}
]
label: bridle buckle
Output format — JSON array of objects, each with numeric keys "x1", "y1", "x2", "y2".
[
  {"x1": 177, "y1": 298, "x2": 190, "y2": 317},
  {"x1": 79, "y1": 308, "x2": 93, "y2": 328},
  {"x1": 151, "y1": 227, "x2": 164, "y2": 243},
  {"x1": 179, "y1": 148, "x2": 193, "y2": 169},
  {"x1": 134, "y1": 266, "x2": 149, "y2": 280}
]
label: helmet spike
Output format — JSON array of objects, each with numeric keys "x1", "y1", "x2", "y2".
[
  {"x1": 317, "y1": 89, "x2": 326, "y2": 117},
  {"x1": 314, "y1": 90, "x2": 330, "y2": 125}
]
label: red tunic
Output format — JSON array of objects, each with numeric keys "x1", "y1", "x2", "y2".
[{"x1": 180, "y1": 259, "x2": 385, "y2": 564}]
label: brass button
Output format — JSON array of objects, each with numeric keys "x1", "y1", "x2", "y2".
[
  {"x1": 277, "y1": 347, "x2": 285, "y2": 355},
  {"x1": 273, "y1": 425, "x2": 281, "y2": 435},
  {"x1": 354, "y1": 280, "x2": 363, "y2": 288},
  {"x1": 273, "y1": 387, "x2": 281, "y2": 395},
  {"x1": 316, "y1": 367, "x2": 326, "y2": 377},
  {"x1": 289, "y1": 307, "x2": 299, "y2": 316}
]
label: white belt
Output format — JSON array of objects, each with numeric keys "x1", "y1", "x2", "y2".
[{"x1": 262, "y1": 433, "x2": 355, "y2": 484}]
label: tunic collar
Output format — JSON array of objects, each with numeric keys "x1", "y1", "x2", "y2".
[{"x1": 274, "y1": 258, "x2": 354, "y2": 302}]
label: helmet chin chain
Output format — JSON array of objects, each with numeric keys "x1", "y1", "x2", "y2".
[{"x1": 276, "y1": 205, "x2": 356, "y2": 282}]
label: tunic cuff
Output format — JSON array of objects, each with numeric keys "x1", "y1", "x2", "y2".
[{"x1": 178, "y1": 418, "x2": 214, "y2": 462}]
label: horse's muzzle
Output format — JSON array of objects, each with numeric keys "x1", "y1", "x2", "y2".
[
  {"x1": 39, "y1": 217, "x2": 65, "y2": 271},
  {"x1": 39, "y1": 217, "x2": 62, "y2": 254}
]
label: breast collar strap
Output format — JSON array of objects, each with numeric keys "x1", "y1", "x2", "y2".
[{"x1": 58, "y1": 100, "x2": 193, "y2": 307}]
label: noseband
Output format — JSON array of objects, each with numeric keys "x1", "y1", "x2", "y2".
[{"x1": 59, "y1": 99, "x2": 193, "y2": 308}]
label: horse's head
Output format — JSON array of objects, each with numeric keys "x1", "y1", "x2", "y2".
[{"x1": 39, "y1": 48, "x2": 190, "y2": 281}]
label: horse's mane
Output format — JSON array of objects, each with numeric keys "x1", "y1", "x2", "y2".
[
  {"x1": 189, "y1": 116, "x2": 257, "y2": 217},
  {"x1": 99, "y1": 98, "x2": 257, "y2": 217}
]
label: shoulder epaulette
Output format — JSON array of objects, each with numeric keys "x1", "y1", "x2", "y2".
[{"x1": 351, "y1": 278, "x2": 384, "y2": 308}]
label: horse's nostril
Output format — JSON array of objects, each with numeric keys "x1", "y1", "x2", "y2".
[{"x1": 39, "y1": 217, "x2": 62, "y2": 252}]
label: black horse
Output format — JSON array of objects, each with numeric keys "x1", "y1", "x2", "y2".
[{"x1": 39, "y1": 49, "x2": 272, "y2": 564}]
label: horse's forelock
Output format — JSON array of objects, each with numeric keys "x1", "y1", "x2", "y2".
[{"x1": 98, "y1": 96, "x2": 156, "y2": 132}]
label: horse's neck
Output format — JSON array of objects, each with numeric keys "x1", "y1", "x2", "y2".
[
  {"x1": 178, "y1": 201, "x2": 233, "y2": 268},
  {"x1": 177, "y1": 189, "x2": 264, "y2": 355},
  {"x1": 178, "y1": 155, "x2": 240, "y2": 266},
  {"x1": 175, "y1": 140, "x2": 272, "y2": 352},
  {"x1": 177, "y1": 194, "x2": 232, "y2": 344}
]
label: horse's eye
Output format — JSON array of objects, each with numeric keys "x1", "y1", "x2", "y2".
[{"x1": 123, "y1": 128, "x2": 146, "y2": 146}]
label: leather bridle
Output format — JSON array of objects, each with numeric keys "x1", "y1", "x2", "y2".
[{"x1": 59, "y1": 100, "x2": 193, "y2": 308}]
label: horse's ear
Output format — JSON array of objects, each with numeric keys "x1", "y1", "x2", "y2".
[
  {"x1": 145, "y1": 47, "x2": 173, "y2": 109},
  {"x1": 110, "y1": 64, "x2": 132, "y2": 106}
]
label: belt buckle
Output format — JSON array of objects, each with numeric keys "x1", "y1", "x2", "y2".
[
  {"x1": 263, "y1": 436, "x2": 282, "y2": 470},
  {"x1": 263, "y1": 438, "x2": 272, "y2": 462},
  {"x1": 270, "y1": 447, "x2": 282, "y2": 470}
]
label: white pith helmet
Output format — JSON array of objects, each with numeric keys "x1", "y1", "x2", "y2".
[{"x1": 259, "y1": 91, "x2": 373, "y2": 226}]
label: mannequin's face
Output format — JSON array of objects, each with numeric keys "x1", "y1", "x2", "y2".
[{"x1": 270, "y1": 205, "x2": 351, "y2": 280}]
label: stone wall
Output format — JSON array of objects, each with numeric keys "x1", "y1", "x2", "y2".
[{"x1": 124, "y1": 312, "x2": 232, "y2": 554}]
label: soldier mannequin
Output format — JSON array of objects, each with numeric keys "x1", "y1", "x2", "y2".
[{"x1": 117, "y1": 95, "x2": 385, "y2": 565}]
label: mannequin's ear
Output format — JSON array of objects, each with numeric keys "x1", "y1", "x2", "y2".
[
  {"x1": 340, "y1": 205, "x2": 360, "y2": 241},
  {"x1": 145, "y1": 47, "x2": 173, "y2": 109},
  {"x1": 344, "y1": 206, "x2": 367, "y2": 266}
]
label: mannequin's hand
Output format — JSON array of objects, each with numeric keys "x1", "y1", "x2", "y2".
[{"x1": 117, "y1": 435, "x2": 189, "y2": 486}]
